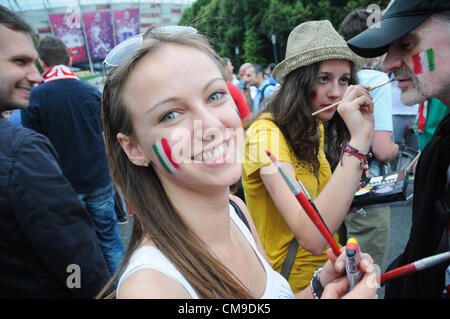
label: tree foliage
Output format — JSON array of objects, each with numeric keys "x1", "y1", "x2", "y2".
[{"x1": 180, "y1": 0, "x2": 390, "y2": 68}]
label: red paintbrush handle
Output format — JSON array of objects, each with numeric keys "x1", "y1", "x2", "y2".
[
  {"x1": 380, "y1": 263, "x2": 416, "y2": 282},
  {"x1": 295, "y1": 192, "x2": 341, "y2": 256}
]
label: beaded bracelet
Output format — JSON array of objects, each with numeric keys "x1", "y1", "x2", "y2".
[{"x1": 340, "y1": 142, "x2": 372, "y2": 179}]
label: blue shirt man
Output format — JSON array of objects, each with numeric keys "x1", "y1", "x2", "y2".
[
  {"x1": 243, "y1": 64, "x2": 278, "y2": 113},
  {"x1": 254, "y1": 75, "x2": 278, "y2": 113}
]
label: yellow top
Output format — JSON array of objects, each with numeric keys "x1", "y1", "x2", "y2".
[{"x1": 242, "y1": 113, "x2": 341, "y2": 293}]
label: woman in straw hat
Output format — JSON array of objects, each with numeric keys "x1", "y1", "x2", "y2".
[
  {"x1": 97, "y1": 26, "x2": 377, "y2": 299},
  {"x1": 242, "y1": 20, "x2": 374, "y2": 294}
]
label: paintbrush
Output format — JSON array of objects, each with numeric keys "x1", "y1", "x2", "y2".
[
  {"x1": 380, "y1": 251, "x2": 450, "y2": 283},
  {"x1": 402, "y1": 151, "x2": 421, "y2": 172},
  {"x1": 311, "y1": 79, "x2": 394, "y2": 116},
  {"x1": 265, "y1": 150, "x2": 341, "y2": 256},
  {"x1": 297, "y1": 176, "x2": 332, "y2": 236}
]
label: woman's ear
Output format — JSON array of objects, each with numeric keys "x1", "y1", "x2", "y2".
[{"x1": 117, "y1": 133, "x2": 150, "y2": 167}]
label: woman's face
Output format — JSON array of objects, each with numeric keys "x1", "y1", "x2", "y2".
[
  {"x1": 311, "y1": 59, "x2": 351, "y2": 122},
  {"x1": 118, "y1": 43, "x2": 243, "y2": 193}
]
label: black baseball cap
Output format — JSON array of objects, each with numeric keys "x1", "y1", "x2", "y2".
[{"x1": 347, "y1": 0, "x2": 450, "y2": 58}]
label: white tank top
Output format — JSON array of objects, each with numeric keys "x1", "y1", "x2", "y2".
[{"x1": 116, "y1": 203, "x2": 295, "y2": 299}]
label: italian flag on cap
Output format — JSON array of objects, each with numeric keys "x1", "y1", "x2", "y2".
[{"x1": 152, "y1": 138, "x2": 180, "y2": 175}]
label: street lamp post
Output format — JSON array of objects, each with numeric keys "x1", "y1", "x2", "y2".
[
  {"x1": 271, "y1": 34, "x2": 278, "y2": 64},
  {"x1": 235, "y1": 45, "x2": 241, "y2": 69}
]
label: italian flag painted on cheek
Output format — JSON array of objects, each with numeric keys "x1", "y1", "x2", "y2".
[
  {"x1": 412, "y1": 48, "x2": 435, "y2": 75},
  {"x1": 152, "y1": 138, "x2": 180, "y2": 175}
]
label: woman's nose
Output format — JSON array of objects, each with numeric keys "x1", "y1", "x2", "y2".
[
  {"x1": 193, "y1": 106, "x2": 225, "y2": 142},
  {"x1": 328, "y1": 82, "x2": 342, "y2": 100}
]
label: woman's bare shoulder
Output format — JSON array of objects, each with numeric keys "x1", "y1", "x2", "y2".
[{"x1": 117, "y1": 267, "x2": 192, "y2": 299}]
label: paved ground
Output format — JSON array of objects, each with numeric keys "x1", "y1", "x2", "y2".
[
  {"x1": 385, "y1": 184, "x2": 414, "y2": 269},
  {"x1": 117, "y1": 183, "x2": 414, "y2": 298},
  {"x1": 377, "y1": 182, "x2": 414, "y2": 298}
]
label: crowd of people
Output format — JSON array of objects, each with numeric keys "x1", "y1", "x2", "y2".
[{"x1": 0, "y1": 0, "x2": 449, "y2": 300}]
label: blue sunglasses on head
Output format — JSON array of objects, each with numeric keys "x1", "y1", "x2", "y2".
[{"x1": 103, "y1": 25, "x2": 198, "y2": 68}]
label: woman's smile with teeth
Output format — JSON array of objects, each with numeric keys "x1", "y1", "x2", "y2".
[{"x1": 194, "y1": 140, "x2": 228, "y2": 162}]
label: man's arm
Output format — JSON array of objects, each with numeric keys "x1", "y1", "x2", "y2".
[
  {"x1": 370, "y1": 72, "x2": 398, "y2": 162},
  {"x1": 9, "y1": 131, "x2": 110, "y2": 298},
  {"x1": 372, "y1": 130, "x2": 398, "y2": 162}
]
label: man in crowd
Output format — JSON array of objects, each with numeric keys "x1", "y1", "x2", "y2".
[
  {"x1": 237, "y1": 62, "x2": 252, "y2": 91},
  {"x1": 0, "y1": 5, "x2": 110, "y2": 298},
  {"x1": 21, "y1": 36, "x2": 124, "y2": 275},
  {"x1": 243, "y1": 63, "x2": 277, "y2": 113},
  {"x1": 223, "y1": 57, "x2": 250, "y2": 121},
  {"x1": 348, "y1": 0, "x2": 450, "y2": 298}
]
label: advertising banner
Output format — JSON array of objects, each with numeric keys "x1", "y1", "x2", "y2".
[
  {"x1": 113, "y1": 8, "x2": 140, "y2": 44},
  {"x1": 49, "y1": 13, "x2": 88, "y2": 63},
  {"x1": 83, "y1": 11, "x2": 114, "y2": 61}
]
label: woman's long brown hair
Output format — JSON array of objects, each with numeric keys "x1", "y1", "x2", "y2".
[
  {"x1": 97, "y1": 32, "x2": 253, "y2": 299},
  {"x1": 246, "y1": 61, "x2": 357, "y2": 173}
]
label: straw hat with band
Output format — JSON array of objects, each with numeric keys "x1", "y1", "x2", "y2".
[{"x1": 273, "y1": 20, "x2": 366, "y2": 84}]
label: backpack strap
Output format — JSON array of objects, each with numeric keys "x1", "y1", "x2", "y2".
[
  {"x1": 229, "y1": 198, "x2": 299, "y2": 281},
  {"x1": 259, "y1": 83, "x2": 275, "y2": 104},
  {"x1": 280, "y1": 238, "x2": 299, "y2": 281},
  {"x1": 229, "y1": 199, "x2": 250, "y2": 230}
]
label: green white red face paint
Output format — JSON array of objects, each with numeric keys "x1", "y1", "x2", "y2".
[
  {"x1": 412, "y1": 48, "x2": 435, "y2": 75},
  {"x1": 152, "y1": 138, "x2": 180, "y2": 175}
]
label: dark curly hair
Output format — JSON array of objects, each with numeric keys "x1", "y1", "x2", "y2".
[{"x1": 247, "y1": 61, "x2": 357, "y2": 173}]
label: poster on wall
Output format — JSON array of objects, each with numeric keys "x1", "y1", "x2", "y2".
[
  {"x1": 113, "y1": 8, "x2": 139, "y2": 44},
  {"x1": 49, "y1": 13, "x2": 88, "y2": 64},
  {"x1": 83, "y1": 11, "x2": 114, "y2": 61}
]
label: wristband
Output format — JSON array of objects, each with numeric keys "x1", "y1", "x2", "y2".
[
  {"x1": 310, "y1": 266, "x2": 324, "y2": 299},
  {"x1": 340, "y1": 142, "x2": 372, "y2": 179}
]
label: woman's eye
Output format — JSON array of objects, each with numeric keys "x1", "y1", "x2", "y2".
[
  {"x1": 340, "y1": 77, "x2": 350, "y2": 85},
  {"x1": 208, "y1": 91, "x2": 224, "y2": 102},
  {"x1": 318, "y1": 76, "x2": 328, "y2": 83},
  {"x1": 160, "y1": 111, "x2": 180, "y2": 122}
]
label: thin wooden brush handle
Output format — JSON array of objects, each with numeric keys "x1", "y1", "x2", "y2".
[
  {"x1": 311, "y1": 100, "x2": 340, "y2": 116},
  {"x1": 311, "y1": 79, "x2": 394, "y2": 116}
]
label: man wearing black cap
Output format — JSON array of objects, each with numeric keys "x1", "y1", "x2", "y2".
[{"x1": 347, "y1": 0, "x2": 450, "y2": 299}]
